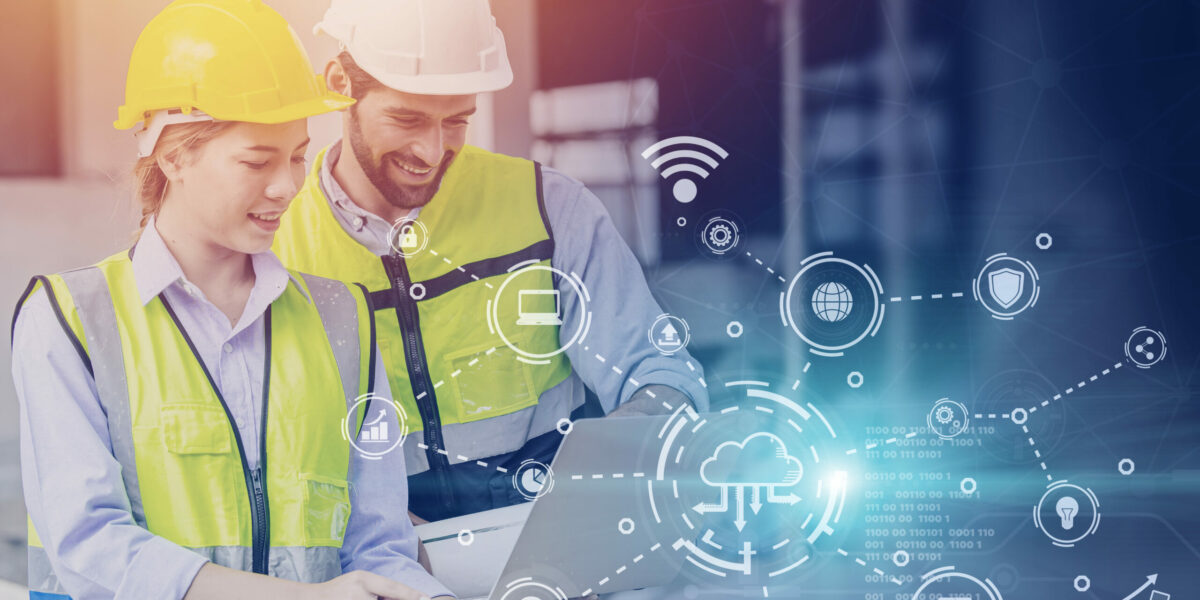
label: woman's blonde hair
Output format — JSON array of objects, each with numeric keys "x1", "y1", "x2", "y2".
[{"x1": 131, "y1": 120, "x2": 236, "y2": 230}]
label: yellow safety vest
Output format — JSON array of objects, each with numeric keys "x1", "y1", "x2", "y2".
[
  {"x1": 272, "y1": 145, "x2": 572, "y2": 483},
  {"x1": 18, "y1": 250, "x2": 376, "y2": 598}
]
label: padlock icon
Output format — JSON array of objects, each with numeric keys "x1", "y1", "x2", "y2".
[{"x1": 398, "y1": 225, "x2": 418, "y2": 249}]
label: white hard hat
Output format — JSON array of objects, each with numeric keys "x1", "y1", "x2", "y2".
[{"x1": 316, "y1": 0, "x2": 513, "y2": 96}]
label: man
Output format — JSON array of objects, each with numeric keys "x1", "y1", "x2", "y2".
[{"x1": 273, "y1": 0, "x2": 709, "y2": 524}]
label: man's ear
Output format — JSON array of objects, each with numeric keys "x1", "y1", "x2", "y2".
[{"x1": 325, "y1": 58, "x2": 352, "y2": 98}]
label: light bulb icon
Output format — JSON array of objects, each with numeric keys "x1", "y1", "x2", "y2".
[{"x1": 1056, "y1": 496, "x2": 1079, "y2": 529}]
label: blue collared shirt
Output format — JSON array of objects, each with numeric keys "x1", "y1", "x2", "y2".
[
  {"x1": 319, "y1": 141, "x2": 710, "y2": 430},
  {"x1": 12, "y1": 220, "x2": 451, "y2": 600}
]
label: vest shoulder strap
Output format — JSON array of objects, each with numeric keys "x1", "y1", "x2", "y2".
[{"x1": 296, "y1": 273, "x2": 377, "y2": 412}]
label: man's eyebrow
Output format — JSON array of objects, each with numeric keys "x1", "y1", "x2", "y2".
[{"x1": 382, "y1": 107, "x2": 477, "y2": 119}]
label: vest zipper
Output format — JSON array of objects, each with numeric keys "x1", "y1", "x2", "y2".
[
  {"x1": 159, "y1": 297, "x2": 273, "y2": 575},
  {"x1": 249, "y1": 467, "x2": 269, "y2": 571},
  {"x1": 380, "y1": 254, "x2": 457, "y2": 508},
  {"x1": 252, "y1": 308, "x2": 273, "y2": 573}
]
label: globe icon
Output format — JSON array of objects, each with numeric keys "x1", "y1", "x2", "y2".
[{"x1": 811, "y1": 281, "x2": 853, "y2": 322}]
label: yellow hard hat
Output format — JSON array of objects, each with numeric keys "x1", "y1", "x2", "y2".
[{"x1": 115, "y1": 0, "x2": 353, "y2": 132}]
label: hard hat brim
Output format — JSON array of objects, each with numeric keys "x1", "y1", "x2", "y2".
[
  {"x1": 364, "y1": 65, "x2": 514, "y2": 96},
  {"x1": 115, "y1": 91, "x2": 355, "y2": 130}
]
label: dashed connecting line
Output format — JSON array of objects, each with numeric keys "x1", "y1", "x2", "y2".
[
  {"x1": 1027, "y1": 361, "x2": 1123, "y2": 414},
  {"x1": 836, "y1": 548, "x2": 905, "y2": 586},
  {"x1": 744, "y1": 251, "x2": 789, "y2": 283},
  {"x1": 581, "y1": 541, "x2": 668, "y2": 598},
  {"x1": 970, "y1": 359, "x2": 1127, "y2": 480},
  {"x1": 844, "y1": 430, "x2": 920, "y2": 456},
  {"x1": 886, "y1": 292, "x2": 965, "y2": 302},
  {"x1": 428, "y1": 248, "x2": 495, "y2": 289},
  {"x1": 972, "y1": 361, "x2": 1125, "y2": 420},
  {"x1": 1020, "y1": 424, "x2": 1053, "y2": 482}
]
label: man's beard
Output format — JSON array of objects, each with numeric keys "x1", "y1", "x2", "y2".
[{"x1": 347, "y1": 108, "x2": 455, "y2": 210}]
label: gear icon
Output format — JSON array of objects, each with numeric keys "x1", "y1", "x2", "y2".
[
  {"x1": 935, "y1": 406, "x2": 955, "y2": 424},
  {"x1": 708, "y1": 223, "x2": 733, "y2": 247}
]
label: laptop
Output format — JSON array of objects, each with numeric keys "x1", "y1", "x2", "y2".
[
  {"x1": 515, "y1": 289, "x2": 562, "y2": 326},
  {"x1": 416, "y1": 415, "x2": 681, "y2": 600}
]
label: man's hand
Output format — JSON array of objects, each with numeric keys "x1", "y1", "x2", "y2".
[{"x1": 606, "y1": 384, "x2": 692, "y2": 418}]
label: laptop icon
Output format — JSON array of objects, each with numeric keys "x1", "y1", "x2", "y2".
[{"x1": 516, "y1": 289, "x2": 562, "y2": 326}]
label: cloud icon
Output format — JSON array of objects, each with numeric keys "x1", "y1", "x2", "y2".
[{"x1": 699, "y1": 432, "x2": 803, "y2": 487}]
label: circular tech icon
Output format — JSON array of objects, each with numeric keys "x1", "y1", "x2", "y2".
[
  {"x1": 341, "y1": 393, "x2": 408, "y2": 460},
  {"x1": 781, "y1": 252, "x2": 885, "y2": 357},
  {"x1": 487, "y1": 263, "x2": 592, "y2": 365},
  {"x1": 386, "y1": 217, "x2": 430, "y2": 257},
  {"x1": 1124, "y1": 326, "x2": 1167, "y2": 369},
  {"x1": 641, "y1": 380, "x2": 855, "y2": 593},
  {"x1": 649, "y1": 314, "x2": 691, "y2": 355},
  {"x1": 496, "y1": 577, "x2": 569, "y2": 600},
  {"x1": 695, "y1": 210, "x2": 745, "y2": 258},
  {"x1": 973, "y1": 253, "x2": 1039, "y2": 320},
  {"x1": 513, "y1": 459, "x2": 555, "y2": 501},
  {"x1": 912, "y1": 566, "x2": 1004, "y2": 600},
  {"x1": 1034, "y1": 481, "x2": 1100, "y2": 548},
  {"x1": 927, "y1": 398, "x2": 970, "y2": 439}
]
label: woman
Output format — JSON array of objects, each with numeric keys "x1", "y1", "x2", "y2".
[{"x1": 11, "y1": 2, "x2": 449, "y2": 599}]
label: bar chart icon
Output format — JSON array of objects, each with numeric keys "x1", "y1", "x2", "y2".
[{"x1": 360, "y1": 409, "x2": 390, "y2": 443}]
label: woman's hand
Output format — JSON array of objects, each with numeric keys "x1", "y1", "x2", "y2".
[{"x1": 306, "y1": 569, "x2": 431, "y2": 600}]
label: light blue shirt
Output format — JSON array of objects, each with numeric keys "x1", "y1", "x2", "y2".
[
  {"x1": 320, "y1": 141, "x2": 710, "y2": 434},
  {"x1": 12, "y1": 220, "x2": 451, "y2": 600}
]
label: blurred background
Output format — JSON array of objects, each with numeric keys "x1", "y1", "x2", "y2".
[{"x1": 2, "y1": 0, "x2": 1198, "y2": 597}]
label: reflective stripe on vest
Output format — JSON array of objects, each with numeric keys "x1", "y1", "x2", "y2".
[
  {"x1": 18, "y1": 252, "x2": 374, "y2": 596},
  {"x1": 273, "y1": 144, "x2": 573, "y2": 480}
]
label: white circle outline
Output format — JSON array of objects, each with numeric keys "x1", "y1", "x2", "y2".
[
  {"x1": 1073, "y1": 575, "x2": 1090, "y2": 592},
  {"x1": 892, "y1": 550, "x2": 910, "y2": 567},
  {"x1": 1036, "y1": 233, "x2": 1053, "y2": 250},
  {"x1": 677, "y1": 217, "x2": 688, "y2": 227},
  {"x1": 491, "y1": 264, "x2": 589, "y2": 361},
  {"x1": 458, "y1": 529, "x2": 475, "y2": 546},
  {"x1": 618, "y1": 518, "x2": 636, "y2": 535},
  {"x1": 960, "y1": 477, "x2": 978, "y2": 495},
  {"x1": 726, "y1": 320, "x2": 744, "y2": 338},
  {"x1": 409, "y1": 282, "x2": 426, "y2": 301},
  {"x1": 783, "y1": 256, "x2": 883, "y2": 353},
  {"x1": 1010, "y1": 408, "x2": 1029, "y2": 425},
  {"x1": 556, "y1": 418, "x2": 574, "y2": 435},
  {"x1": 386, "y1": 217, "x2": 430, "y2": 257},
  {"x1": 846, "y1": 371, "x2": 864, "y2": 388},
  {"x1": 1118, "y1": 458, "x2": 1135, "y2": 475}
]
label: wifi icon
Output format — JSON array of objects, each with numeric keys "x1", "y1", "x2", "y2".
[{"x1": 641, "y1": 136, "x2": 729, "y2": 203}]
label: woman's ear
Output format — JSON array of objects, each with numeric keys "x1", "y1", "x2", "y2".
[{"x1": 155, "y1": 150, "x2": 185, "y2": 185}]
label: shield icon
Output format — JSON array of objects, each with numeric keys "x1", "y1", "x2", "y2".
[{"x1": 988, "y1": 268, "x2": 1024, "y2": 309}]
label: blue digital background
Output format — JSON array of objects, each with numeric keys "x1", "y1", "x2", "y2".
[{"x1": 537, "y1": 1, "x2": 1200, "y2": 598}]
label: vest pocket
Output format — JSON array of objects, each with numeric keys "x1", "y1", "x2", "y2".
[
  {"x1": 161, "y1": 404, "x2": 233, "y2": 455},
  {"x1": 445, "y1": 339, "x2": 539, "y2": 424},
  {"x1": 300, "y1": 473, "x2": 351, "y2": 546}
]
